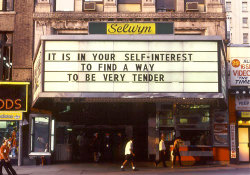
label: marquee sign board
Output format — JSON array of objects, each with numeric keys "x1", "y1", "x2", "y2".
[{"x1": 43, "y1": 40, "x2": 219, "y2": 93}]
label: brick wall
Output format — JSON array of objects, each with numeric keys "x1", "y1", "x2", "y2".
[{"x1": 12, "y1": 0, "x2": 34, "y2": 81}]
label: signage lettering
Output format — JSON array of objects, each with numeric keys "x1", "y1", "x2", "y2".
[
  {"x1": 241, "y1": 112, "x2": 250, "y2": 118},
  {"x1": 0, "y1": 83, "x2": 28, "y2": 112},
  {"x1": 236, "y1": 96, "x2": 250, "y2": 110},
  {"x1": 0, "y1": 99, "x2": 22, "y2": 110},
  {"x1": 43, "y1": 41, "x2": 219, "y2": 93},
  {"x1": 230, "y1": 124, "x2": 236, "y2": 159},
  {"x1": 0, "y1": 112, "x2": 23, "y2": 121},
  {"x1": 231, "y1": 57, "x2": 250, "y2": 86},
  {"x1": 107, "y1": 23, "x2": 155, "y2": 35}
]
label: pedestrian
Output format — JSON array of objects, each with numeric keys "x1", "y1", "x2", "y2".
[
  {"x1": 102, "y1": 133, "x2": 112, "y2": 162},
  {"x1": 113, "y1": 132, "x2": 123, "y2": 161},
  {"x1": 172, "y1": 137, "x2": 182, "y2": 168},
  {"x1": 120, "y1": 138, "x2": 136, "y2": 171},
  {"x1": 155, "y1": 135, "x2": 167, "y2": 167},
  {"x1": 0, "y1": 139, "x2": 17, "y2": 175},
  {"x1": 90, "y1": 133, "x2": 101, "y2": 163},
  {"x1": 77, "y1": 131, "x2": 85, "y2": 161}
]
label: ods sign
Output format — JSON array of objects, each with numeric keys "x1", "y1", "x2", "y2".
[{"x1": 0, "y1": 82, "x2": 29, "y2": 112}]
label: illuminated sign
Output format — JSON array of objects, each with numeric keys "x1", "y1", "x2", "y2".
[
  {"x1": 231, "y1": 57, "x2": 250, "y2": 86},
  {"x1": 236, "y1": 96, "x2": 250, "y2": 110},
  {"x1": 0, "y1": 82, "x2": 29, "y2": 112},
  {"x1": 107, "y1": 23, "x2": 155, "y2": 35},
  {"x1": 0, "y1": 112, "x2": 22, "y2": 121},
  {"x1": 43, "y1": 40, "x2": 219, "y2": 93},
  {"x1": 241, "y1": 112, "x2": 250, "y2": 118},
  {"x1": 89, "y1": 22, "x2": 174, "y2": 34}
]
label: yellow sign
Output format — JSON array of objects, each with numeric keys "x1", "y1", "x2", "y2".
[
  {"x1": 241, "y1": 112, "x2": 250, "y2": 118},
  {"x1": 0, "y1": 112, "x2": 23, "y2": 120},
  {"x1": 107, "y1": 23, "x2": 155, "y2": 35}
]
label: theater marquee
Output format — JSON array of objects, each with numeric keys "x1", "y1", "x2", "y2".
[{"x1": 42, "y1": 40, "x2": 219, "y2": 93}]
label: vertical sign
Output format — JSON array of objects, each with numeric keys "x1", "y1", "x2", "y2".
[{"x1": 230, "y1": 124, "x2": 236, "y2": 159}]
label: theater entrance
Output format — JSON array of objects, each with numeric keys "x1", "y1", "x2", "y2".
[{"x1": 51, "y1": 103, "x2": 154, "y2": 163}]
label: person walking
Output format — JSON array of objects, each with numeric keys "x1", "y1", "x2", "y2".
[
  {"x1": 172, "y1": 137, "x2": 182, "y2": 168},
  {"x1": 0, "y1": 139, "x2": 17, "y2": 175},
  {"x1": 155, "y1": 135, "x2": 167, "y2": 167},
  {"x1": 90, "y1": 133, "x2": 101, "y2": 163},
  {"x1": 120, "y1": 138, "x2": 136, "y2": 171},
  {"x1": 102, "y1": 133, "x2": 112, "y2": 162}
]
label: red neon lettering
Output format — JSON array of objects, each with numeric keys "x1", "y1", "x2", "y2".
[
  {"x1": 0, "y1": 99, "x2": 4, "y2": 110},
  {"x1": 15, "y1": 99, "x2": 22, "y2": 110},
  {"x1": 6, "y1": 99, "x2": 14, "y2": 110}
]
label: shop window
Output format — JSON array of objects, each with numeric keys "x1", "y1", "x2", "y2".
[
  {"x1": 185, "y1": 0, "x2": 205, "y2": 12},
  {"x1": 158, "y1": 110, "x2": 174, "y2": 127},
  {"x1": 0, "y1": 121, "x2": 19, "y2": 159},
  {"x1": 0, "y1": 0, "x2": 14, "y2": 11},
  {"x1": 55, "y1": 0, "x2": 74, "y2": 11},
  {"x1": 156, "y1": 0, "x2": 175, "y2": 12},
  {"x1": 226, "y1": 1, "x2": 231, "y2": 12},
  {"x1": 243, "y1": 33, "x2": 248, "y2": 44},
  {"x1": 30, "y1": 116, "x2": 50, "y2": 152},
  {"x1": 0, "y1": 33, "x2": 12, "y2": 81},
  {"x1": 175, "y1": 105, "x2": 212, "y2": 145},
  {"x1": 242, "y1": 2, "x2": 247, "y2": 12},
  {"x1": 175, "y1": 105, "x2": 211, "y2": 130},
  {"x1": 118, "y1": 0, "x2": 141, "y2": 12}
]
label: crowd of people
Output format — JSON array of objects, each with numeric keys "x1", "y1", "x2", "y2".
[
  {"x1": 71, "y1": 131, "x2": 125, "y2": 163},
  {"x1": 70, "y1": 131, "x2": 183, "y2": 171}
]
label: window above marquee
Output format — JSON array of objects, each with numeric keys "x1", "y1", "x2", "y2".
[
  {"x1": 0, "y1": 0, "x2": 14, "y2": 11},
  {"x1": 55, "y1": 0, "x2": 74, "y2": 11}
]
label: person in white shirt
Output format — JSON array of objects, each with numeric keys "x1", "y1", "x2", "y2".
[
  {"x1": 120, "y1": 138, "x2": 136, "y2": 171},
  {"x1": 155, "y1": 136, "x2": 167, "y2": 167}
]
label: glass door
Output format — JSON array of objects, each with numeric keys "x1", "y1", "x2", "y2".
[{"x1": 238, "y1": 128, "x2": 250, "y2": 162}]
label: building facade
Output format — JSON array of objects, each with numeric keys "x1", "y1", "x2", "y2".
[
  {"x1": 0, "y1": 0, "x2": 33, "y2": 165},
  {"x1": 225, "y1": 0, "x2": 250, "y2": 44},
  {"x1": 225, "y1": 0, "x2": 250, "y2": 163},
  {"x1": 228, "y1": 46, "x2": 250, "y2": 163},
  {"x1": 30, "y1": 0, "x2": 230, "y2": 165}
]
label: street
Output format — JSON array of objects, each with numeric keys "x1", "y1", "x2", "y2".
[{"x1": 10, "y1": 163, "x2": 250, "y2": 175}]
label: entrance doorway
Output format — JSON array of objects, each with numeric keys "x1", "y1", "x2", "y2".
[
  {"x1": 238, "y1": 127, "x2": 250, "y2": 162},
  {"x1": 53, "y1": 103, "x2": 152, "y2": 163}
]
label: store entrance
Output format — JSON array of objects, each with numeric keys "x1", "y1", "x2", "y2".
[
  {"x1": 238, "y1": 127, "x2": 250, "y2": 162},
  {"x1": 53, "y1": 103, "x2": 153, "y2": 163}
]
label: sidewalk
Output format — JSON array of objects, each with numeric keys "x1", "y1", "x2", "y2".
[{"x1": 9, "y1": 162, "x2": 250, "y2": 175}]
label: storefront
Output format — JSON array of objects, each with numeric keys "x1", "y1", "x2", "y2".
[
  {"x1": 32, "y1": 35, "x2": 228, "y2": 164},
  {"x1": 0, "y1": 82, "x2": 29, "y2": 165},
  {"x1": 229, "y1": 45, "x2": 250, "y2": 163}
]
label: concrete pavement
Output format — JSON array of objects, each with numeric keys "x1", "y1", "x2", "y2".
[{"x1": 8, "y1": 162, "x2": 250, "y2": 175}]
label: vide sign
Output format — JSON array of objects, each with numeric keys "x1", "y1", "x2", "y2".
[{"x1": 231, "y1": 57, "x2": 250, "y2": 86}]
